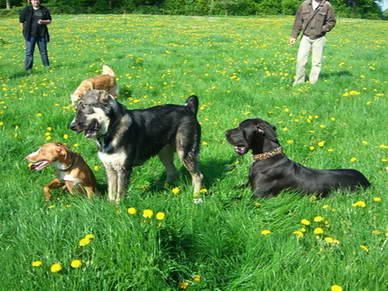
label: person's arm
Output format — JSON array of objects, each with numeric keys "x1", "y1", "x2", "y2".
[
  {"x1": 19, "y1": 7, "x2": 26, "y2": 30},
  {"x1": 39, "y1": 8, "x2": 52, "y2": 25},
  {"x1": 289, "y1": 6, "x2": 303, "y2": 45},
  {"x1": 322, "y1": 5, "x2": 336, "y2": 32}
]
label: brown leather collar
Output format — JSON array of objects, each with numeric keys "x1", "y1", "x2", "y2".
[{"x1": 252, "y1": 147, "x2": 282, "y2": 161}]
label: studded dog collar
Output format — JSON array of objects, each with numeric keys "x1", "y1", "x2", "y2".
[{"x1": 252, "y1": 147, "x2": 283, "y2": 161}]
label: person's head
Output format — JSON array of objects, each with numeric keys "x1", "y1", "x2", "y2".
[{"x1": 30, "y1": 0, "x2": 40, "y2": 8}]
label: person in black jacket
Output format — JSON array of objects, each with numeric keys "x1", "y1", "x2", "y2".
[{"x1": 19, "y1": 0, "x2": 52, "y2": 71}]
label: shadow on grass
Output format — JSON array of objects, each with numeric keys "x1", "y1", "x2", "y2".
[
  {"x1": 136, "y1": 157, "x2": 238, "y2": 196},
  {"x1": 320, "y1": 70, "x2": 352, "y2": 79}
]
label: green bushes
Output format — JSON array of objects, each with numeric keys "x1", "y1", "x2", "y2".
[{"x1": 0, "y1": 0, "x2": 384, "y2": 18}]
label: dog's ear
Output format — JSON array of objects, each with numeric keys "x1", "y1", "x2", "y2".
[
  {"x1": 98, "y1": 90, "x2": 114, "y2": 104},
  {"x1": 255, "y1": 125, "x2": 265, "y2": 134},
  {"x1": 55, "y1": 147, "x2": 67, "y2": 159},
  {"x1": 262, "y1": 121, "x2": 278, "y2": 142}
]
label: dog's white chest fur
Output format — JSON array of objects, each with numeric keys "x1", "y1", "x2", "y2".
[
  {"x1": 98, "y1": 151, "x2": 127, "y2": 170},
  {"x1": 54, "y1": 162, "x2": 81, "y2": 184}
]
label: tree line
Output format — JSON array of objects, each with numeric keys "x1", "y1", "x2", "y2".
[{"x1": 0, "y1": 0, "x2": 384, "y2": 19}]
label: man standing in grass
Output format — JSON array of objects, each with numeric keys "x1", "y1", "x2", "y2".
[
  {"x1": 19, "y1": 0, "x2": 52, "y2": 72},
  {"x1": 289, "y1": 0, "x2": 336, "y2": 85}
]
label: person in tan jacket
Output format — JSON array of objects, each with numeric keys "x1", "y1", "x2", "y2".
[{"x1": 289, "y1": 0, "x2": 336, "y2": 85}]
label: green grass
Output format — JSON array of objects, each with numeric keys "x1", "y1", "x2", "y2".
[{"x1": 0, "y1": 14, "x2": 387, "y2": 290}]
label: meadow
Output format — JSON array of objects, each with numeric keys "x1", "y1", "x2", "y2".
[{"x1": 0, "y1": 14, "x2": 387, "y2": 290}]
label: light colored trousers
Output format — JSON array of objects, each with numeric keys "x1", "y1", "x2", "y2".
[{"x1": 294, "y1": 35, "x2": 326, "y2": 85}]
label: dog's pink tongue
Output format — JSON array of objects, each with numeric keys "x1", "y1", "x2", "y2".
[{"x1": 30, "y1": 161, "x2": 50, "y2": 171}]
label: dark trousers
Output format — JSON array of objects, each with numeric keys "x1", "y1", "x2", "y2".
[{"x1": 24, "y1": 36, "x2": 49, "y2": 70}]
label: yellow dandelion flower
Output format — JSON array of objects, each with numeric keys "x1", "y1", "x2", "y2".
[
  {"x1": 350, "y1": 157, "x2": 357, "y2": 162},
  {"x1": 36, "y1": 113, "x2": 43, "y2": 117},
  {"x1": 309, "y1": 146, "x2": 315, "y2": 151},
  {"x1": 193, "y1": 275, "x2": 201, "y2": 282},
  {"x1": 327, "y1": 148, "x2": 334, "y2": 152},
  {"x1": 373, "y1": 197, "x2": 381, "y2": 202},
  {"x1": 127, "y1": 207, "x2": 137, "y2": 215},
  {"x1": 362, "y1": 140, "x2": 368, "y2": 145},
  {"x1": 155, "y1": 212, "x2": 166, "y2": 220},
  {"x1": 292, "y1": 231, "x2": 304, "y2": 238},
  {"x1": 45, "y1": 136, "x2": 52, "y2": 141},
  {"x1": 378, "y1": 144, "x2": 388, "y2": 149},
  {"x1": 171, "y1": 187, "x2": 180, "y2": 195},
  {"x1": 372, "y1": 230, "x2": 381, "y2": 235},
  {"x1": 201, "y1": 141, "x2": 208, "y2": 146},
  {"x1": 360, "y1": 245, "x2": 369, "y2": 252},
  {"x1": 324, "y1": 237, "x2": 334, "y2": 243},
  {"x1": 254, "y1": 202, "x2": 262, "y2": 207},
  {"x1": 322, "y1": 204, "x2": 330, "y2": 209},
  {"x1": 63, "y1": 134, "x2": 69, "y2": 140},
  {"x1": 314, "y1": 216, "x2": 324, "y2": 222},
  {"x1": 301, "y1": 219, "x2": 311, "y2": 225},
  {"x1": 0, "y1": 121, "x2": 4, "y2": 126},
  {"x1": 318, "y1": 141, "x2": 325, "y2": 147},
  {"x1": 84, "y1": 234, "x2": 95, "y2": 240},
  {"x1": 93, "y1": 165, "x2": 100, "y2": 171},
  {"x1": 199, "y1": 188, "x2": 208, "y2": 193},
  {"x1": 260, "y1": 229, "x2": 272, "y2": 235},
  {"x1": 143, "y1": 209, "x2": 153, "y2": 218},
  {"x1": 282, "y1": 127, "x2": 288, "y2": 132},
  {"x1": 32, "y1": 260, "x2": 43, "y2": 267},
  {"x1": 299, "y1": 227, "x2": 306, "y2": 232},
  {"x1": 287, "y1": 139, "x2": 294, "y2": 144},
  {"x1": 178, "y1": 282, "x2": 189, "y2": 289},
  {"x1": 71, "y1": 259, "x2": 82, "y2": 268},
  {"x1": 50, "y1": 263, "x2": 62, "y2": 273},
  {"x1": 330, "y1": 117, "x2": 336, "y2": 121},
  {"x1": 79, "y1": 238, "x2": 91, "y2": 247},
  {"x1": 313, "y1": 227, "x2": 324, "y2": 235},
  {"x1": 331, "y1": 285, "x2": 343, "y2": 291},
  {"x1": 73, "y1": 143, "x2": 79, "y2": 148},
  {"x1": 352, "y1": 201, "x2": 366, "y2": 207}
]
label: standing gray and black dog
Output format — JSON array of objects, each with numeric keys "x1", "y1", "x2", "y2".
[
  {"x1": 225, "y1": 118, "x2": 370, "y2": 198},
  {"x1": 70, "y1": 90, "x2": 203, "y2": 202}
]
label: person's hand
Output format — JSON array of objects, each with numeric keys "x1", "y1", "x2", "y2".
[
  {"x1": 289, "y1": 38, "x2": 296, "y2": 46},
  {"x1": 37, "y1": 19, "x2": 42, "y2": 24}
]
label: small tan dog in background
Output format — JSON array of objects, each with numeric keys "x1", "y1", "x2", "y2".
[
  {"x1": 70, "y1": 64, "x2": 118, "y2": 106},
  {"x1": 26, "y1": 142, "x2": 98, "y2": 201}
]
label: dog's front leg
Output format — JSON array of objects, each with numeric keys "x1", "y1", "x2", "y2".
[
  {"x1": 43, "y1": 178, "x2": 65, "y2": 201},
  {"x1": 116, "y1": 167, "x2": 131, "y2": 203},
  {"x1": 105, "y1": 167, "x2": 118, "y2": 202}
]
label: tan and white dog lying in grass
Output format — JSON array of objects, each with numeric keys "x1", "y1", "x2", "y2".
[
  {"x1": 26, "y1": 142, "x2": 97, "y2": 201},
  {"x1": 70, "y1": 64, "x2": 118, "y2": 106}
]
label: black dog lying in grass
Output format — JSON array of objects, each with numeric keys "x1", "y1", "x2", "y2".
[{"x1": 225, "y1": 118, "x2": 370, "y2": 198}]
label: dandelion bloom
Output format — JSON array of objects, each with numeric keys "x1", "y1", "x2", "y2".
[
  {"x1": 350, "y1": 157, "x2": 357, "y2": 162},
  {"x1": 178, "y1": 282, "x2": 189, "y2": 289},
  {"x1": 199, "y1": 188, "x2": 208, "y2": 193},
  {"x1": 352, "y1": 201, "x2": 366, "y2": 207},
  {"x1": 127, "y1": 207, "x2": 137, "y2": 215},
  {"x1": 331, "y1": 285, "x2": 343, "y2": 291},
  {"x1": 322, "y1": 204, "x2": 330, "y2": 209},
  {"x1": 79, "y1": 238, "x2": 91, "y2": 247},
  {"x1": 301, "y1": 219, "x2": 311, "y2": 225},
  {"x1": 373, "y1": 197, "x2": 381, "y2": 202},
  {"x1": 143, "y1": 209, "x2": 153, "y2": 218},
  {"x1": 318, "y1": 141, "x2": 325, "y2": 147},
  {"x1": 93, "y1": 165, "x2": 100, "y2": 171},
  {"x1": 155, "y1": 212, "x2": 166, "y2": 220},
  {"x1": 313, "y1": 227, "x2": 324, "y2": 235},
  {"x1": 84, "y1": 234, "x2": 95, "y2": 240},
  {"x1": 360, "y1": 245, "x2": 369, "y2": 252},
  {"x1": 261, "y1": 229, "x2": 272, "y2": 235},
  {"x1": 63, "y1": 134, "x2": 69, "y2": 139},
  {"x1": 314, "y1": 216, "x2": 324, "y2": 222},
  {"x1": 324, "y1": 237, "x2": 334, "y2": 243},
  {"x1": 293, "y1": 231, "x2": 304, "y2": 238},
  {"x1": 71, "y1": 259, "x2": 82, "y2": 268},
  {"x1": 171, "y1": 187, "x2": 180, "y2": 195},
  {"x1": 50, "y1": 263, "x2": 62, "y2": 273},
  {"x1": 31, "y1": 260, "x2": 42, "y2": 267},
  {"x1": 193, "y1": 275, "x2": 201, "y2": 282}
]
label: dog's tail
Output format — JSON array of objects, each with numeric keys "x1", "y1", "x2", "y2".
[
  {"x1": 102, "y1": 65, "x2": 115, "y2": 77},
  {"x1": 185, "y1": 95, "x2": 199, "y2": 115}
]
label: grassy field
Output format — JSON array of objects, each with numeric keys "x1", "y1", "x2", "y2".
[{"x1": 0, "y1": 14, "x2": 387, "y2": 290}]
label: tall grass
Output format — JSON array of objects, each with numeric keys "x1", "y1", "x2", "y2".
[{"x1": 0, "y1": 14, "x2": 387, "y2": 290}]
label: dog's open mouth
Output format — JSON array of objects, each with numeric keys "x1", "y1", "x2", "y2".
[
  {"x1": 85, "y1": 120, "x2": 100, "y2": 138},
  {"x1": 30, "y1": 160, "x2": 50, "y2": 171},
  {"x1": 235, "y1": 146, "x2": 248, "y2": 155}
]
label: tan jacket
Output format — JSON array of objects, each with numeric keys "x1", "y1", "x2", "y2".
[{"x1": 291, "y1": 0, "x2": 336, "y2": 40}]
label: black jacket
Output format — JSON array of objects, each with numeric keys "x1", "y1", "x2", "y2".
[{"x1": 19, "y1": 5, "x2": 51, "y2": 42}]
